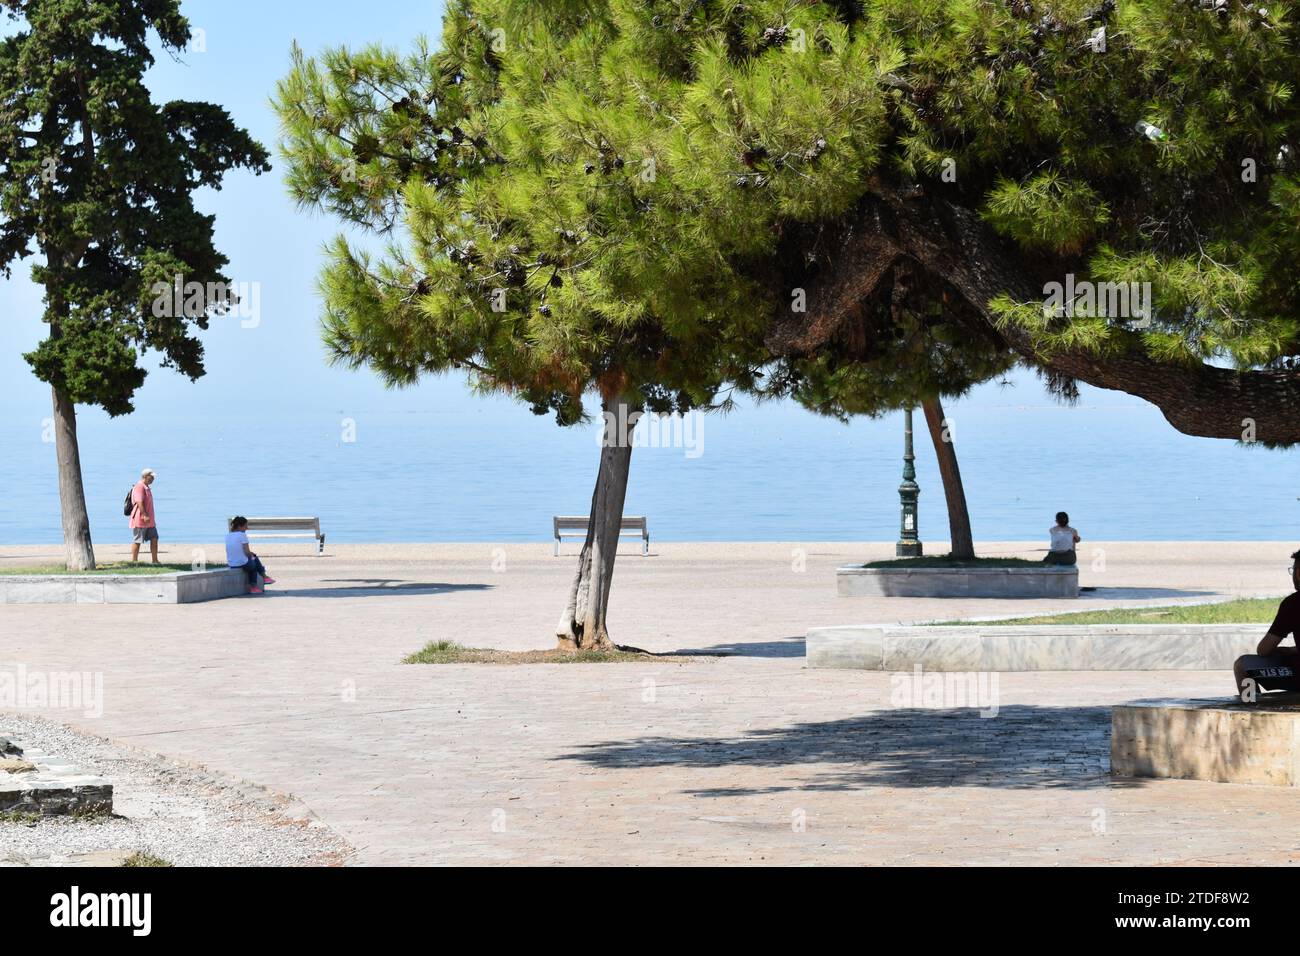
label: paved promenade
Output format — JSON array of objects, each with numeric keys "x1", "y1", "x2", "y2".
[{"x1": 1, "y1": 540, "x2": 1296, "y2": 865}]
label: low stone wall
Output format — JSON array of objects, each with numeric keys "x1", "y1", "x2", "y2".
[
  {"x1": 1112, "y1": 696, "x2": 1300, "y2": 786},
  {"x1": 837, "y1": 565, "x2": 1078, "y2": 599},
  {"x1": 0, "y1": 734, "x2": 113, "y2": 816},
  {"x1": 0, "y1": 567, "x2": 245, "y2": 605},
  {"x1": 807, "y1": 623, "x2": 1260, "y2": 671}
]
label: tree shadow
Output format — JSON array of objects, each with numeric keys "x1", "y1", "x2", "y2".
[
  {"x1": 557, "y1": 704, "x2": 1141, "y2": 795},
  {"x1": 1081, "y1": 587, "x2": 1217, "y2": 600},
  {"x1": 267, "y1": 581, "x2": 493, "y2": 598},
  {"x1": 671, "y1": 636, "x2": 807, "y2": 658}
]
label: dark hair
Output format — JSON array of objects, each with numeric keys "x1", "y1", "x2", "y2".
[
  {"x1": 1056, "y1": 512, "x2": 1069, "y2": 525},
  {"x1": 230, "y1": 516, "x2": 248, "y2": 531},
  {"x1": 1293, "y1": 549, "x2": 1300, "y2": 561}
]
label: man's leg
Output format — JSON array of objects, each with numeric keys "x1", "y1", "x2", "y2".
[
  {"x1": 1234, "y1": 654, "x2": 1300, "y2": 699},
  {"x1": 149, "y1": 530, "x2": 159, "y2": 564},
  {"x1": 130, "y1": 541, "x2": 140, "y2": 562}
]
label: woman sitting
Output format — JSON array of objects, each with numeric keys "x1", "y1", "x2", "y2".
[
  {"x1": 1043, "y1": 511, "x2": 1080, "y2": 566},
  {"x1": 225, "y1": 516, "x2": 277, "y2": 594}
]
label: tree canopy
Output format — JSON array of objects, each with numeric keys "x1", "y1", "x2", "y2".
[
  {"x1": 277, "y1": 0, "x2": 1300, "y2": 440},
  {"x1": 0, "y1": 0, "x2": 271, "y2": 416}
]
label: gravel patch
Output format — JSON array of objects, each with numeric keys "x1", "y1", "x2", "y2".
[{"x1": 0, "y1": 713, "x2": 352, "y2": 867}]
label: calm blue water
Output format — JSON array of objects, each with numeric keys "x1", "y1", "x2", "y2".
[{"x1": 1, "y1": 379, "x2": 1296, "y2": 545}]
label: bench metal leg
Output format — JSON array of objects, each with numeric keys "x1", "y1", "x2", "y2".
[
  {"x1": 318, "y1": 534, "x2": 325, "y2": 555},
  {"x1": 643, "y1": 536, "x2": 649, "y2": 557},
  {"x1": 554, "y1": 538, "x2": 560, "y2": 557}
]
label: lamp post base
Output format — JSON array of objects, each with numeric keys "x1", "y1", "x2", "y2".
[{"x1": 896, "y1": 541, "x2": 923, "y2": 558}]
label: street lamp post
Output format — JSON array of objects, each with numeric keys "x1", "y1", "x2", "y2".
[{"x1": 897, "y1": 406, "x2": 922, "y2": 557}]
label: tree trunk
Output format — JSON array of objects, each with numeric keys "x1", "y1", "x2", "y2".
[
  {"x1": 556, "y1": 393, "x2": 637, "y2": 651},
  {"x1": 921, "y1": 395, "x2": 974, "y2": 560},
  {"x1": 51, "y1": 385, "x2": 95, "y2": 571}
]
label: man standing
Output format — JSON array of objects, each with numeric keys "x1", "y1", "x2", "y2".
[
  {"x1": 129, "y1": 468, "x2": 159, "y2": 564},
  {"x1": 1233, "y1": 549, "x2": 1300, "y2": 699}
]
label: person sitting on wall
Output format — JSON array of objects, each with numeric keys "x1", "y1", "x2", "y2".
[
  {"x1": 225, "y1": 516, "x2": 276, "y2": 594},
  {"x1": 1233, "y1": 550, "x2": 1300, "y2": 700},
  {"x1": 1042, "y1": 511, "x2": 1080, "y2": 566}
]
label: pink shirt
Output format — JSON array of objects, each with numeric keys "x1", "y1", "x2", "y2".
[{"x1": 130, "y1": 481, "x2": 155, "y2": 529}]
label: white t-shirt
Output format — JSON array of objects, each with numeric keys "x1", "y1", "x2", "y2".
[
  {"x1": 1049, "y1": 525, "x2": 1077, "y2": 552},
  {"x1": 225, "y1": 531, "x2": 251, "y2": 567}
]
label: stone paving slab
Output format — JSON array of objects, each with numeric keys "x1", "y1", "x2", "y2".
[{"x1": 0, "y1": 541, "x2": 1294, "y2": 865}]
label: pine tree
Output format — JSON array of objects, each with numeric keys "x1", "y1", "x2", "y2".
[
  {"x1": 274, "y1": 9, "x2": 769, "y2": 648},
  {"x1": 763, "y1": 0, "x2": 1300, "y2": 443},
  {"x1": 0, "y1": 0, "x2": 270, "y2": 569},
  {"x1": 277, "y1": 0, "x2": 1300, "y2": 641}
]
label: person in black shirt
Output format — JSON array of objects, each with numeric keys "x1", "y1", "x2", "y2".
[{"x1": 1233, "y1": 549, "x2": 1300, "y2": 700}]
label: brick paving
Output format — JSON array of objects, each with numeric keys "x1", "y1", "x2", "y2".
[{"x1": 0, "y1": 540, "x2": 1296, "y2": 865}]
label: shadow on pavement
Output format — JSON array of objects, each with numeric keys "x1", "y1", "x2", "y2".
[
  {"x1": 672, "y1": 636, "x2": 806, "y2": 658},
  {"x1": 1083, "y1": 587, "x2": 1217, "y2": 600},
  {"x1": 268, "y1": 581, "x2": 493, "y2": 598},
  {"x1": 556, "y1": 705, "x2": 1140, "y2": 794}
]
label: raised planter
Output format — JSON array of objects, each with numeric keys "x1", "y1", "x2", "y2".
[
  {"x1": 837, "y1": 564, "x2": 1078, "y2": 599},
  {"x1": 1112, "y1": 696, "x2": 1300, "y2": 786},
  {"x1": 806, "y1": 623, "x2": 1260, "y2": 671},
  {"x1": 0, "y1": 567, "x2": 246, "y2": 605}
]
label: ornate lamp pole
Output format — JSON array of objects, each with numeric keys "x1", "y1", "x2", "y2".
[{"x1": 897, "y1": 406, "x2": 922, "y2": 557}]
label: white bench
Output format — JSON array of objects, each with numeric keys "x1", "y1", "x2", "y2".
[
  {"x1": 553, "y1": 516, "x2": 649, "y2": 556},
  {"x1": 235, "y1": 517, "x2": 325, "y2": 554}
]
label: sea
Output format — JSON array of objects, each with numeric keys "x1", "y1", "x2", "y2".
[{"x1": 1, "y1": 375, "x2": 1295, "y2": 547}]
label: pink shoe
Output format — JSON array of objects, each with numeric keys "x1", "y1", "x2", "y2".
[
  {"x1": 248, "y1": 586, "x2": 263, "y2": 594},
  {"x1": 262, "y1": 576, "x2": 276, "y2": 585}
]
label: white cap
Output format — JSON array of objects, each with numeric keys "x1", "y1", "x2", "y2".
[{"x1": 141, "y1": 468, "x2": 156, "y2": 479}]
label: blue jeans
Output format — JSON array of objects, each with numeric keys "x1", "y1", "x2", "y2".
[{"x1": 237, "y1": 556, "x2": 266, "y2": 588}]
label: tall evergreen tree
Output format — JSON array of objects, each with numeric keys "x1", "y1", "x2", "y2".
[
  {"x1": 0, "y1": 0, "x2": 271, "y2": 569},
  {"x1": 279, "y1": 0, "x2": 1300, "y2": 642},
  {"x1": 274, "y1": 16, "x2": 769, "y2": 648}
]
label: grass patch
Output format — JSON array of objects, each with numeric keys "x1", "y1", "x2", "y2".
[
  {"x1": 863, "y1": 555, "x2": 1045, "y2": 569},
  {"x1": 0, "y1": 804, "x2": 110, "y2": 823},
  {"x1": 122, "y1": 851, "x2": 172, "y2": 867},
  {"x1": 941, "y1": 597, "x2": 1284, "y2": 626},
  {"x1": 403, "y1": 639, "x2": 690, "y2": 665},
  {"x1": 0, "y1": 562, "x2": 226, "y2": 576},
  {"x1": 0, "y1": 809, "x2": 42, "y2": 824}
]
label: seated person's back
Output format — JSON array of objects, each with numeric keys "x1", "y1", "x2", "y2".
[
  {"x1": 1043, "y1": 511, "x2": 1080, "y2": 565},
  {"x1": 226, "y1": 527, "x2": 251, "y2": 567}
]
